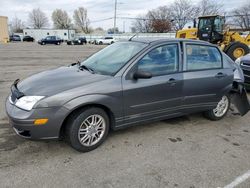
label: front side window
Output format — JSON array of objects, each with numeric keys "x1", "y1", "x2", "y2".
[
  {"x1": 137, "y1": 44, "x2": 179, "y2": 76},
  {"x1": 82, "y1": 42, "x2": 147, "y2": 75},
  {"x1": 186, "y1": 44, "x2": 222, "y2": 71}
]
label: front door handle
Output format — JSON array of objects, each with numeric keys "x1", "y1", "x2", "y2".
[
  {"x1": 166, "y1": 78, "x2": 177, "y2": 86},
  {"x1": 215, "y1": 72, "x2": 227, "y2": 78}
]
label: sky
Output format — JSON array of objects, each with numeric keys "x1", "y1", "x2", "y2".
[{"x1": 0, "y1": 0, "x2": 248, "y2": 32}]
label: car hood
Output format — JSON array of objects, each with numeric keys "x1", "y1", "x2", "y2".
[{"x1": 17, "y1": 66, "x2": 110, "y2": 96}]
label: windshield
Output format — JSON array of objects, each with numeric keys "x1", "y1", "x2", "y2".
[{"x1": 81, "y1": 42, "x2": 147, "y2": 75}]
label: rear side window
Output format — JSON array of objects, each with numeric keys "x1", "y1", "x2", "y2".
[{"x1": 185, "y1": 44, "x2": 222, "y2": 71}]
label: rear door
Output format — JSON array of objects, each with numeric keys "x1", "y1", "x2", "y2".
[{"x1": 182, "y1": 43, "x2": 234, "y2": 112}]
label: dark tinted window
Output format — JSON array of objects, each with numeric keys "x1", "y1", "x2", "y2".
[
  {"x1": 186, "y1": 44, "x2": 222, "y2": 71},
  {"x1": 137, "y1": 44, "x2": 179, "y2": 76}
]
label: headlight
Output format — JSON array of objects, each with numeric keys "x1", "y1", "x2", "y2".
[
  {"x1": 15, "y1": 96, "x2": 45, "y2": 111},
  {"x1": 235, "y1": 57, "x2": 242, "y2": 65}
]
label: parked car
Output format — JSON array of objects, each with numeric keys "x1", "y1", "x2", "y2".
[
  {"x1": 6, "y1": 38, "x2": 250, "y2": 152},
  {"x1": 235, "y1": 54, "x2": 250, "y2": 88},
  {"x1": 89, "y1": 39, "x2": 96, "y2": 44},
  {"x1": 38, "y1": 36, "x2": 62, "y2": 45},
  {"x1": 9, "y1": 35, "x2": 21, "y2": 42},
  {"x1": 67, "y1": 37, "x2": 87, "y2": 45},
  {"x1": 95, "y1": 36, "x2": 116, "y2": 45},
  {"x1": 23, "y1": 35, "x2": 34, "y2": 42}
]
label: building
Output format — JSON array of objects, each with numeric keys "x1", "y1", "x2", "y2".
[
  {"x1": 0, "y1": 16, "x2": 9, "y2": 43},
  {"x1": 23, "y1": 29, "x2": 76, "y2": 41}
]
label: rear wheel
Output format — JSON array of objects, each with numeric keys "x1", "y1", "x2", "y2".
[
  {"x1": 66, "y1": 107, "x2": 109, "y2": 152},
  {"x1": 204, "y1": 95, "x2": 230, "y2": 121},
  {"x1": 226, "y1": 43, "x2": 249, "y2": 61},
  {"x1": 57, "y1": 41, "x2": 60, "y2": 45}
]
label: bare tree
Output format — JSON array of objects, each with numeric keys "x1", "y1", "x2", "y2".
[
  {"x1": 232, "y1": 2, "x2": 250, "y2": 29},
  {"x1": 169, "y1": 0, "x2": 198, "y2": 30},
  {"x1": 73, "y1": 7, "x2": 90, "y2": 33},
  {"x1": 11, "y1": 16, "x2": 25, "y2": 33},
  {"x1": 195, "y1": 0, "x2": 223, "y2": 16},
  {"x1": 147, "y1": 6, "x2": 172, "y2": 33},
  {"x1": 132, "y1": 14, "x2": 152, "y2": 33},
  {"x1": 52, "y1": 9, "x2": 72, "y2": 29},
  {"x1": 107, "y1": 27, "x2": 119, "y2": 34},
  {"x1": 28, "y1": 8, "x2": 49, "y2": 29}
]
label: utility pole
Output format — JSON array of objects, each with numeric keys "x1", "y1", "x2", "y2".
[
  {"x1": 123, "y1": 21, "x2": 125, "y2": 33},
  {"x1": 114, "y1": 0, "x2": 117, "y2": 34}
]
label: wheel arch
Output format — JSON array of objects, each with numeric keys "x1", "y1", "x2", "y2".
[{"x1": 59, "y1": 103, "x2": 116, "y2": 139}]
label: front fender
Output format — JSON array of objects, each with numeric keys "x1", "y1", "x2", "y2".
[{"x1": 63, "y1": 94, "x2": 123, "y2": 125}]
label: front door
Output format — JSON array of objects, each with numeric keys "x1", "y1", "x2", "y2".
[{"x1": 122, "y1": 43, "x2": 183, "y2": 126}]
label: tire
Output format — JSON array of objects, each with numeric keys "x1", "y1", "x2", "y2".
[
  {"x1": 99, "y1": 41, "x2": 103, "y2": 45},
  {"x1": 110, "y1": 41, "x2": 114, "y2": 44},
  {"x1": 42, "y1": 42, "x2": 45, "y2": 45},
  {"x1": 226, "y1": 42, "x2": 250, "y2": 61},
  {"x1": 204, "y1": 95, "x2": 230, "y2": 121},
  {"x1": 57, "y1": 42, "x2": 60, "y2": 45},
  {"x1": 65, "y1": 107, "x2": 110, "y2": 152}
]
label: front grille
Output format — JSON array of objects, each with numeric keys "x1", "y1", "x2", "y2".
[
  {"x1": 245, "y1": 76, "x2": 250, "y2": 84},
  {"x1": 241, "y1": 61, "x2": 250, "y2": 67},
  {"x1": 242, "y1": 69, "x2": 250, "y2": 76}
]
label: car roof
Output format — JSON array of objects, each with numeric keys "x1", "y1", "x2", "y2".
[{"x1": 130, "y1": 37, "x2": 211, "y2": 45}]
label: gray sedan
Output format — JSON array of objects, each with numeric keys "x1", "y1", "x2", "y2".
[{"x1": 5, "y1": 38, "x2": 250, "y2": 152}]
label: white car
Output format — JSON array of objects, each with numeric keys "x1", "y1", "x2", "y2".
[{"x1": 95, "y1": 37, "x2": 116, "y2": 45}]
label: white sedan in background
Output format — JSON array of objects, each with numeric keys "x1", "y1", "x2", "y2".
[{"x1": 95, "y1": 36, "x2": 116, "y2": 45}]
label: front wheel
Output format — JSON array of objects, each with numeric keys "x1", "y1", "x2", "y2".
[
  {"x1": 66, "y1": 108, "x2": 109, "y2": 152},
  {"x1": 204, "y1": 95, "x2": 230, "y2": 121}
]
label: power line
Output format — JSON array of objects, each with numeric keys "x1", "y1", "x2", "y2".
[{"x1": 89, "y1": 17, "x2": 113, "y2": 23}]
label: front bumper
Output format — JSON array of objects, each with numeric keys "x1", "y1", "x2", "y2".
[{"x1": 5, "y1": 98, "x2": 69, "y2": 139}]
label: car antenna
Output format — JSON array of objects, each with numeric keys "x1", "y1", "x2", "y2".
[{"x1": 128, "y1": 33, "x2": 138, "y2": 41}]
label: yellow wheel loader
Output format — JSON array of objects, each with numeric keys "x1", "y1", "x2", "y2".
[{"x1": 176, "y1": 15, "x2": 250, "y2": 60}]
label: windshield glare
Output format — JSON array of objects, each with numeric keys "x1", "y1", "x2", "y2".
[{"x1": 81, "y1": 42, "x2": 147, "y2": 75}]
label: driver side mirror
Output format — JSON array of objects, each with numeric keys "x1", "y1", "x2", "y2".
[{"x1": 133, "y1": 70, "x2": 152, "y2": 79}]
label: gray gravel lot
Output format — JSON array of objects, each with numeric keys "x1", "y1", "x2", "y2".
[{"x1": 0, "y1": 43, "x2": 250, "y2": 188}]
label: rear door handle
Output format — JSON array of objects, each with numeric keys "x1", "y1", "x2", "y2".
[
  {"x1": 215, "y1": 72, "x2": 227, "y2": 78},
  {"x1": 166, "y1": 78, "x2": 177, "y2": 86}
]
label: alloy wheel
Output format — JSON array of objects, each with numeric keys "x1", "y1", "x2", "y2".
[
  {"x1": 213, "y1": 95, "x2": 229, "y2": 117},
  {"x1": 78, "y1": 114, "x2": 106, "y2": 147}
]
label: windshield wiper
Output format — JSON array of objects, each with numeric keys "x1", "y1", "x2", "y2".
[
  {"x1": 70, "y1": 60, "x2": 81, "y2": 66},
  {"x1": 70, "y1": 60, "x2": 95, "y2": 74},
  {"x1": 79, "y1": 64, "x2": 95, "y2": 74}
]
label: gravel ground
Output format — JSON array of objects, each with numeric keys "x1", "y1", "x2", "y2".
[{"x1": 0, "y1": 42, "x2": 250, "y2": 188}]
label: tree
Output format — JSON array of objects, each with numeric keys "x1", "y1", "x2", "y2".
[
  {"x1": 147, "y1": 6, "x2": 172, "y2": 33},
  {"x1": 132, "y1": 14, "x2": 152, "y2": 33},
  {"x1": 232, "y1": 2, "x2": 250, "y2": 29},
  {"x1": 73, "y1": 7, "x2": 90, "y2": 33},
  {"x1": 11, "y1": 16, "x2": 25, "y2": 33},
  {"x1": 195, "y1": 0, "x2": 223, "y2": 16},
  {"x1": 107, "y1": 27, "x2": 119, "y2": 34},
  {"x1": 169, "y1": 0, "x2": 198, "y2": 30},
  {"x1": 52, "y1": 9, "x2": 72, "y2": 29},
  {"x1": 28, "y1": 8, "x2": 49, "y2": 29}
]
